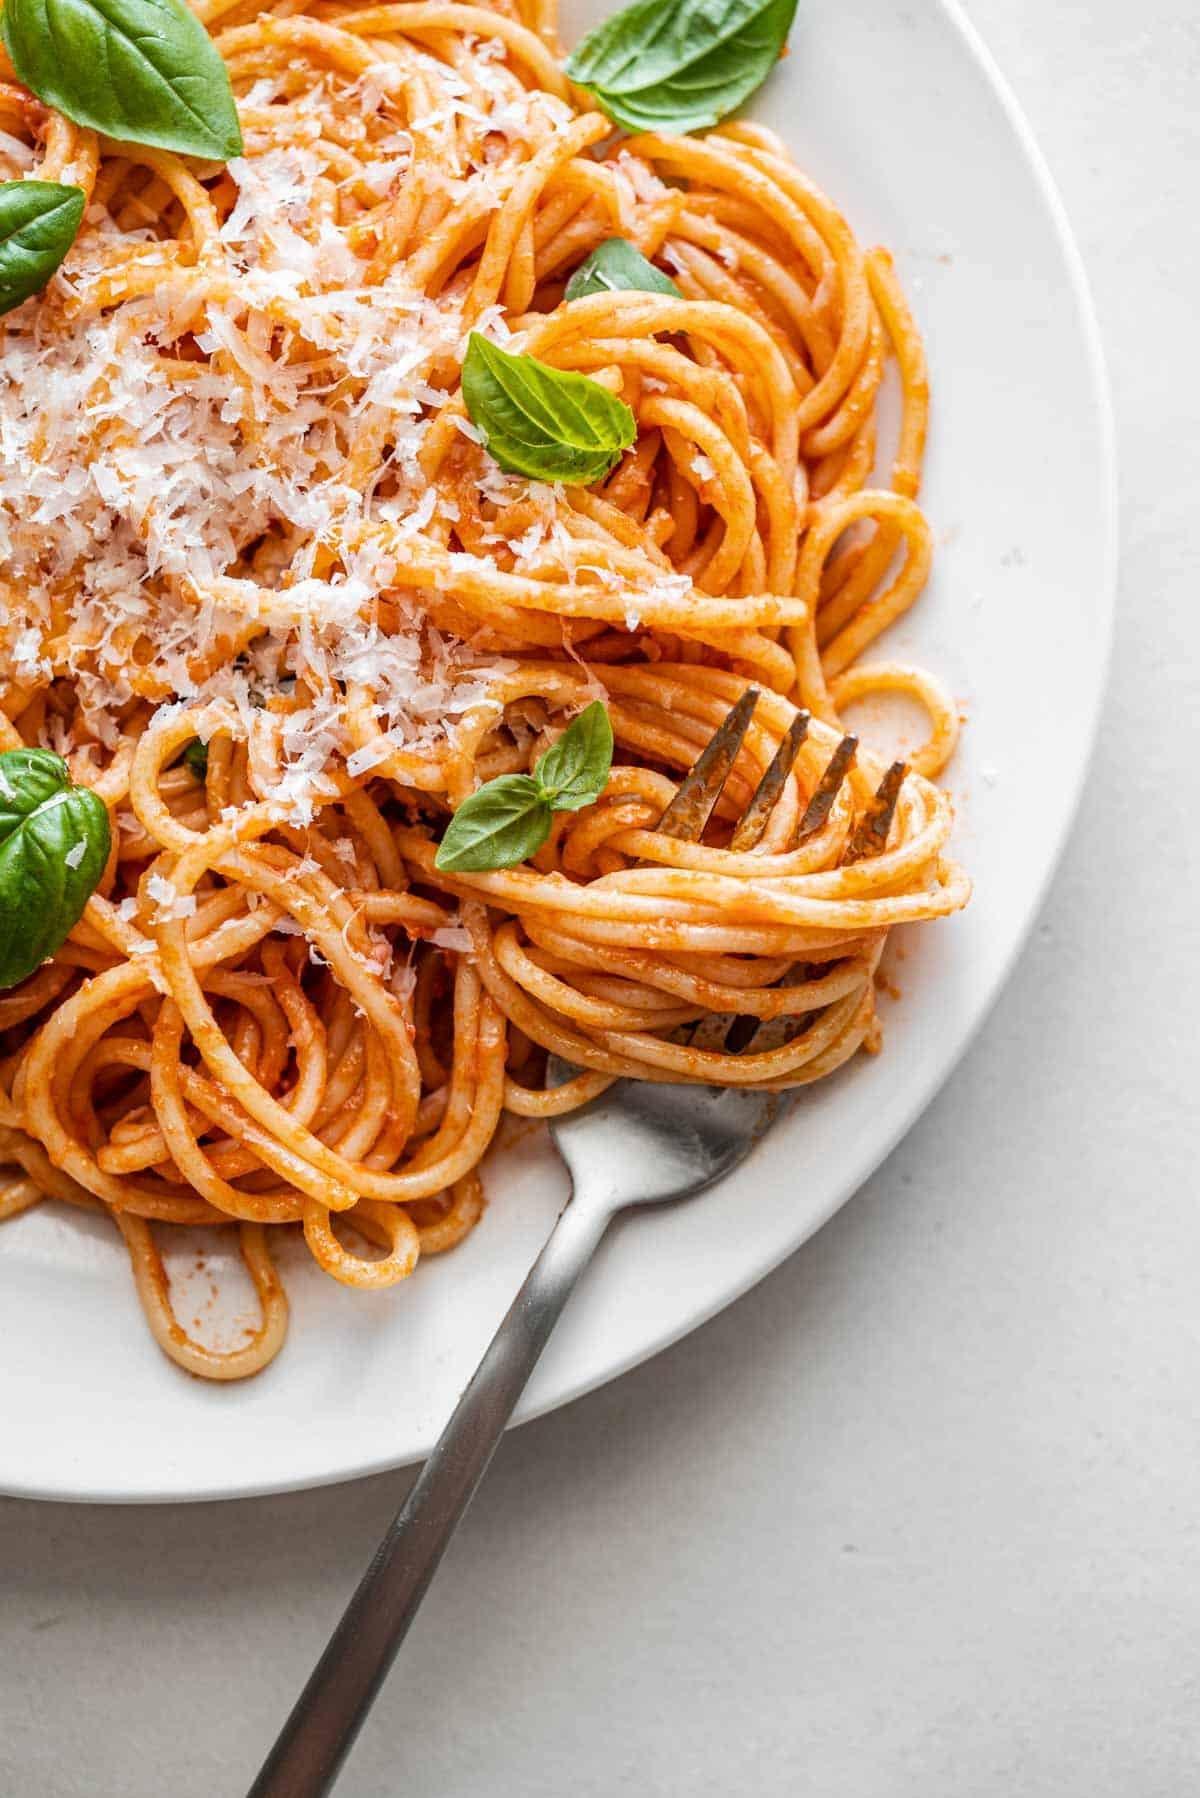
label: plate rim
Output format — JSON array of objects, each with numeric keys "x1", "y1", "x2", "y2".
[{"x1": 3, "y1": 0, "x2": 1117, "y2": 1505}]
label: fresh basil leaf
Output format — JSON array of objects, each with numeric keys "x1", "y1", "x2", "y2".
[
  {"x1": 0, "y1": 180, "x2": 85, "y2": 315},
  {"x1": 0, "y1": 749, "x2": 110, "y2": 990},
  {"x1": 180, "y1": 739, "x2": 208, "y2": 779},
  {"x1": 535, "y1": 702, "x2": 614, "y2": 812},
  {"x1": 2, "y1": 0, "x2": 243, "y2": 162},
  {"x1": 435, "y1": 706, "x2": 615, "y2": 870},
  {"x1": 435, "y1": 775, "x2": 553, "y2": 873},
  {"x1": 566, "y1": 0, "x2": 797, "y2": 135},
  {"x1": 462, "y1": 333, "x2": 636, "y2": 485},
  {"x1": 565, "y1": 238, "x2": 682, "y2": 303}
]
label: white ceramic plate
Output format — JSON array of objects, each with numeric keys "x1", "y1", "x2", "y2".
[{"x1": 0, "y1": 0, "x2": 1115, "y2": 1503}]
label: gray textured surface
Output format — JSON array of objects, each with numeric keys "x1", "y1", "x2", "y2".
[{"x1": 3, "y1": 2, "x2": 1197, "y2": 1792}]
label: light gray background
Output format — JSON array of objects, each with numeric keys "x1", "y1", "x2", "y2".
[{"x1": 3, "y1": 2, "x2": 1195, "y2": 1793}]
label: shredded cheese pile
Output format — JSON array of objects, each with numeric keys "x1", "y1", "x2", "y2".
[{"x1": 0, "y1": 46, "x2": 636, "y2": 811}]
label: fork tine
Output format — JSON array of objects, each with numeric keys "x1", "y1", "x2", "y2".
[
  {"x1": 685, "y1": 1010, "x2": 799, "y2": 1058},
  {"x1": 796, "y1": 734, "x2": 858, "y2": 841},
  {"x1": 686, "y1": 1013, "x2": 737, "y2": 1052},
  {"x1": 734, "y1": 1015, "x2": 796, "y2": 1057},
  {"x1": 842, "y1": 760, "x2": 907, "y2": 865},
  {"x1": 728, "y1": 1007, "x2": 823, "y2": 1061},
  {"x1": 729, "y1": 710, "x2": 810, "y2": 853},
  {"x1": 654, "y1": 688, "x2": 760, "y2": 844},
  {"x1": 722, "y1": 1013, "x2": 762, "y2": 1055}
]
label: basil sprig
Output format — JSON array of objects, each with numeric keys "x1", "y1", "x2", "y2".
[
  {"x1": 435, "y1": 703, "x2": 614, "y2": 873},
  {"x1": 2, "y1": 0, "x2": 243, "y2": 162},
  {"x1": 566, "y1": 0, "x2": 798, "y2": 135},
  {"x1": 0, "y1": 181, "x2": 85, "y2": 316},
  {"x1": 462, "y1": 334, "x2": 635, "y2": 485},
  {"x1": 565, "y1": 237, "x2": 682, "y2": 302},
  {"x1": 0, "y1": 750, "x2": 111, "y2": 990}
]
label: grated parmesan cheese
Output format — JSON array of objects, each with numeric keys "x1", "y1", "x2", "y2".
[
  {"x1": 0, "y1": 38, "x2": 699, "y2": 826},
  {"x1": 145, "y1": 874, "x2": 198, "y2": 922}
]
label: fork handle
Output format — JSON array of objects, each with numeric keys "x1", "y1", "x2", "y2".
[{"x1": 246, "y1": 1193, "x2": 611, "y2": 1798}]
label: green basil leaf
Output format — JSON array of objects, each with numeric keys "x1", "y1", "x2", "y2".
[
  {"x1": 0, "y1": 749, "x2": 111, "y2": 990},
  {"x1": 2, "y1": 0, "x2": 243, "y2": 162},
  {"x1": 566, "y1": 0, "x2": 798, "y2": 135},
  {"x1": 435, "y1": 775, "x2": 553, "y2": 873},
  {"x1": 462, "y1": 333, "x2": 636, "y2": 485},
  {"x1": 180, "y1": 738, "x2": 208, "y2": 778},
  {"x1": 535, "y1": 702, "x2": 614, "y2": 812},
  {"x1": 565, "y1": 237, "x2": 682, "y2": 302},
  {"x1": 434, "y1": 706, "x2": 615, "y2": 870},
  {"x1": 0, "y1": 180, "x2": 85, "y2": 315}
]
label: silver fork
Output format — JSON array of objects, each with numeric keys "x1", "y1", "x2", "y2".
[{"x1": 247, "y1": 694, "x2": 902, "y2": 1798}]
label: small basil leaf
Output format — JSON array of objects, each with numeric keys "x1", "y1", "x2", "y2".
[
  {"x1": 535, "y1": 702, "x2": 615, "y2": 812},
  {"x1": 180, "y1": 739, "x2": 208, "y2": 778},
  {"x1": 0, "y1": 180, "x2": 85, "y2": 315},
  {"x1": 2, "y1": 0, "x2": 243, "y2": 162},
  {"x1": 435, "y1": 775, "x2": 553, "y2": 873},
  {"x1": 462, "y1": 333, "x2": 636, "y2": 485},
  {"x1": 0, "y1": 749, "x2": 111, "y2": 990},
  {"x1": 565, "y1": 238, "x2": 682, "y2": 303},
  {"x1": 566, "y1": 0, "x2": 798, "y2": 135}
]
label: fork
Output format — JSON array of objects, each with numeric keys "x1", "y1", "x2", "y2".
[{"x1": 247, "y1": 694, "x2": 903, "y2": 1798}]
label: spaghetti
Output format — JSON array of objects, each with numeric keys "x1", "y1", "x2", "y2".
[{"x1": 0, "y1": 0, "x2": 969, "y2": 1378}]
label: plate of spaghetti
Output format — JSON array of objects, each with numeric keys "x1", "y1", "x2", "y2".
[{"x1": 0, "y1": 0, "x2": 1113, "y2": 1500}]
